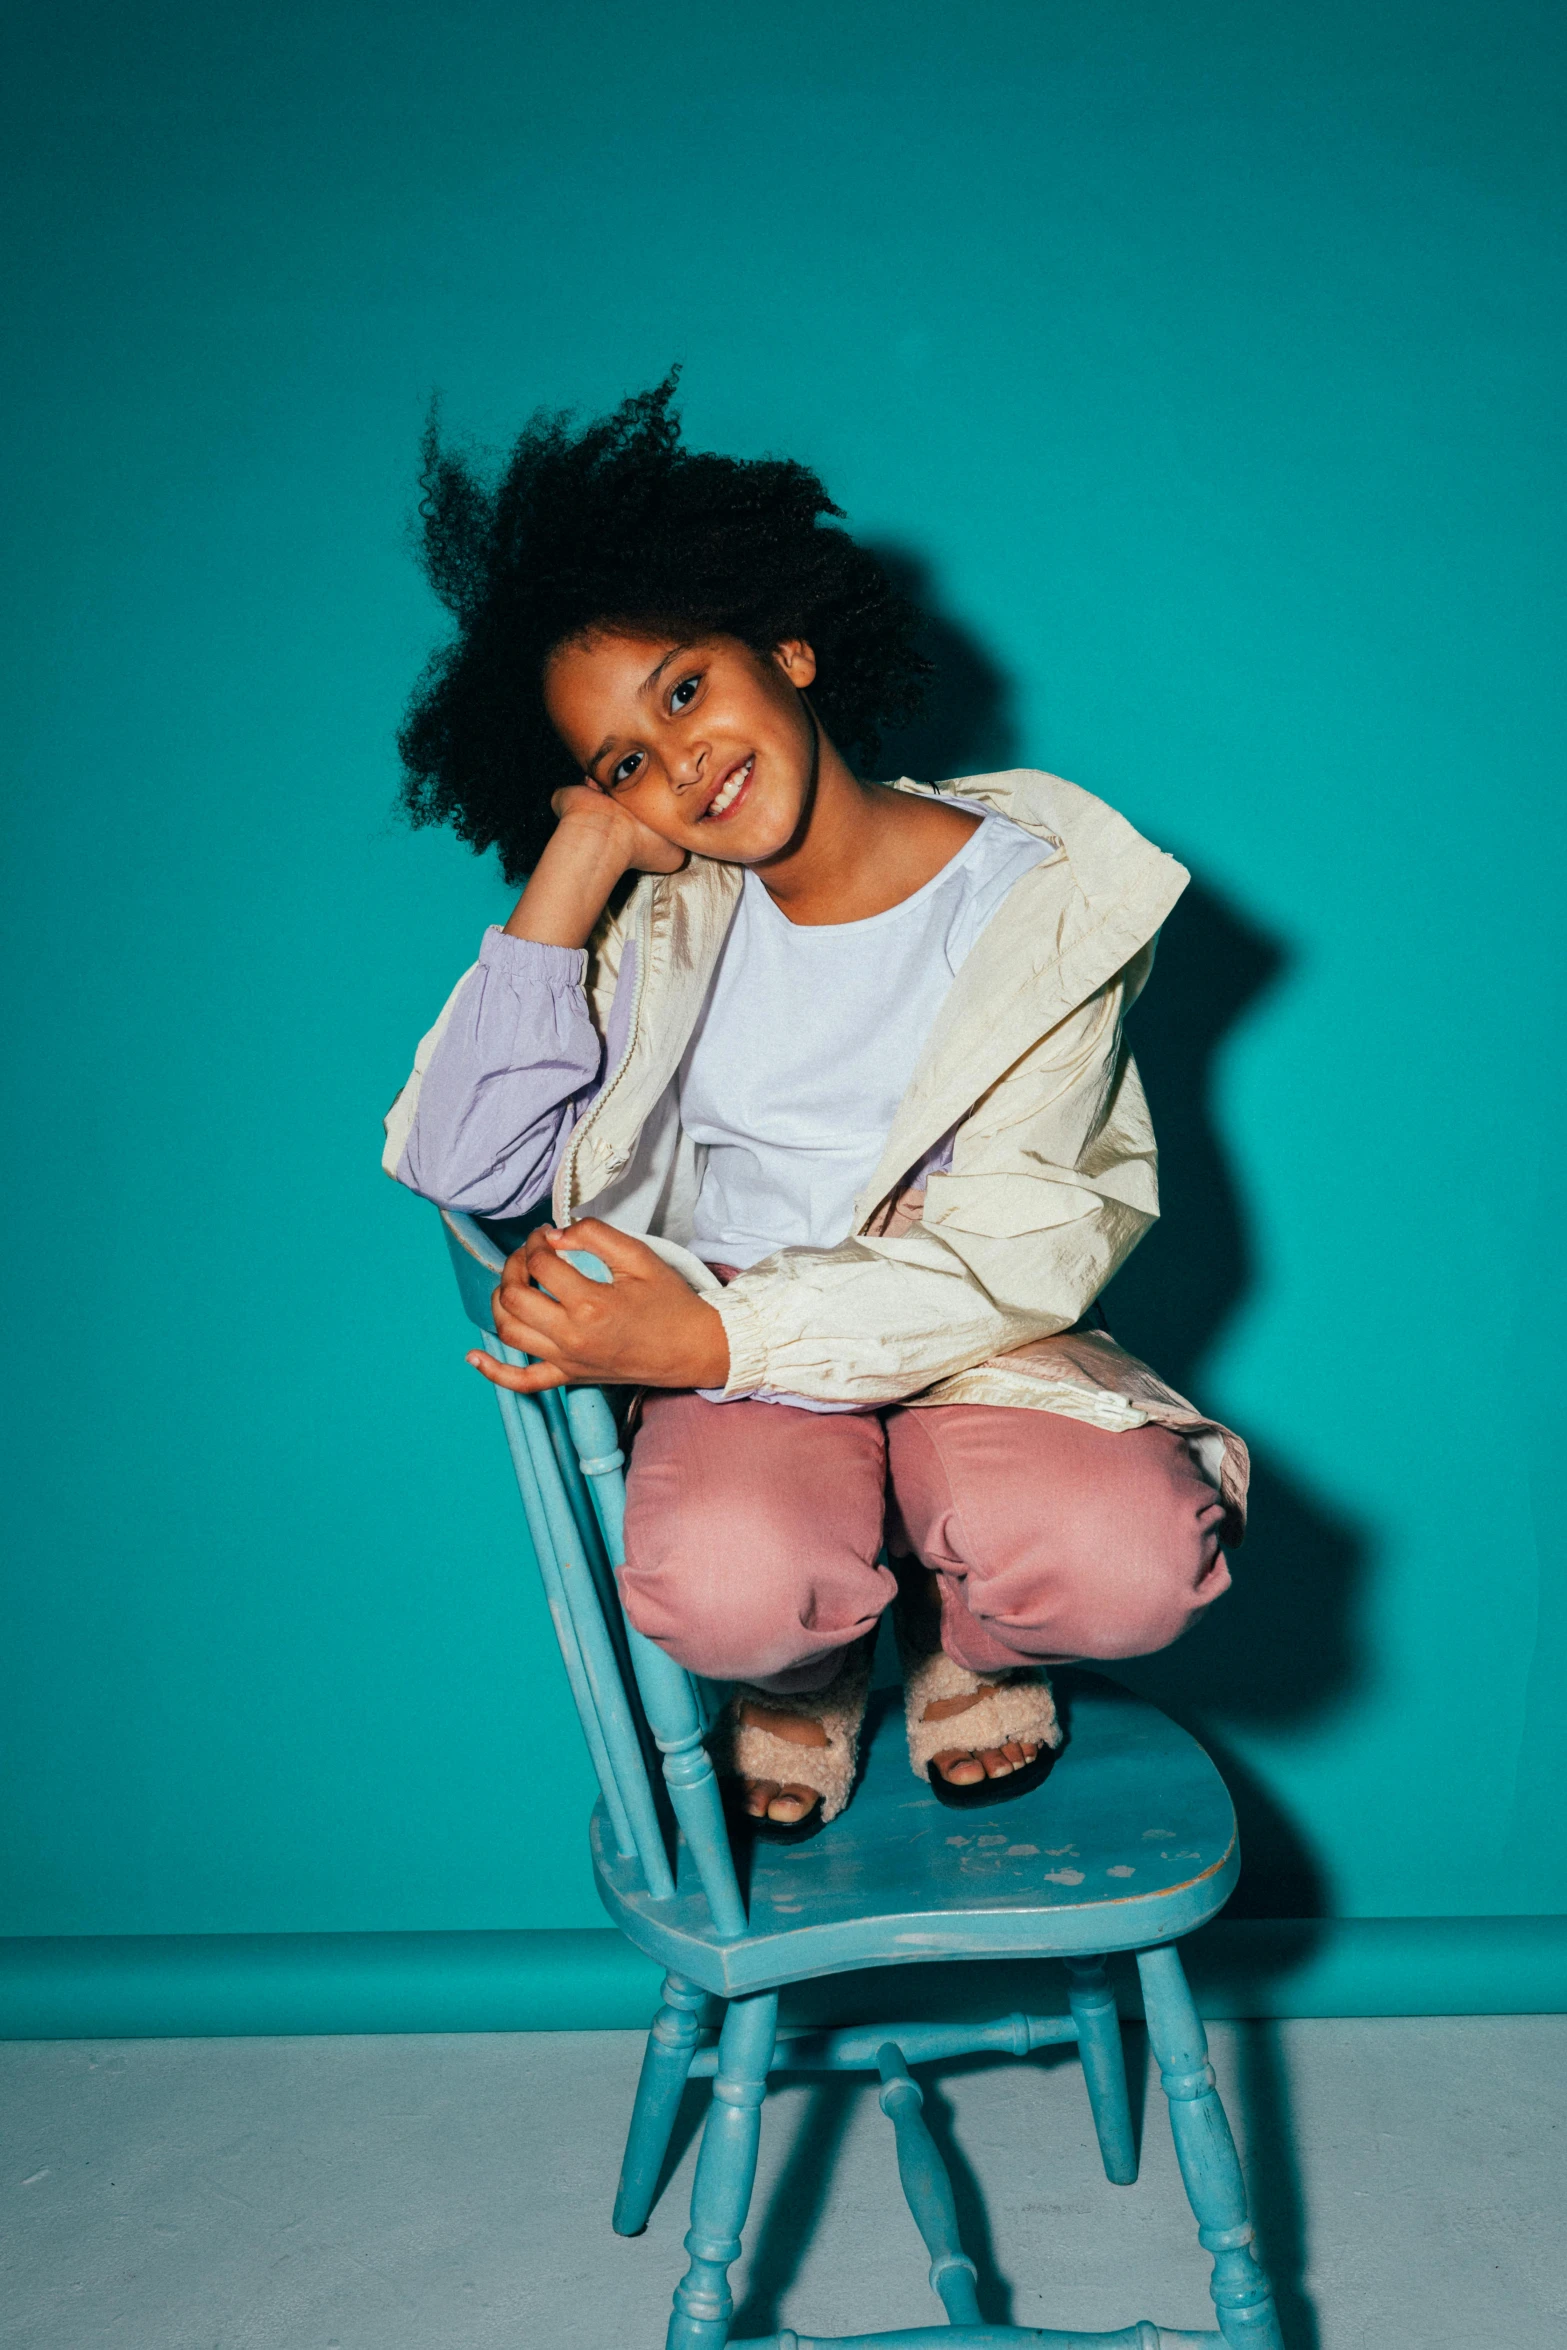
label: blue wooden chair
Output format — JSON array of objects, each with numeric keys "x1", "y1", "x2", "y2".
[{"x1": 440, "y1": 1206, "x2": 1284, "y2": 2350}]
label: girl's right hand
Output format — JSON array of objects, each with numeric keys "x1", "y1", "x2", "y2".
[
  {"x1": 503, "y1": 782, "x2": 686, "y2": 948},
  {"x1": 550, "y1": 783, "x2": 686, "y2": 875}
]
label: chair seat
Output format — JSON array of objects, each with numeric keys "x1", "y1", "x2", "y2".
[{"x1": 592, "y1": 1668, "x2": 1238, "y2": 1998}]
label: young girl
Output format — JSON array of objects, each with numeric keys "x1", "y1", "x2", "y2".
[{"x1": 385, "y1": 379, "x2": 1247, "y2": 1840}]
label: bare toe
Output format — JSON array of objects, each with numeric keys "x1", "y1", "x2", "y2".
[
  {"x1": 743, "y1": 1778, "x2": 780, "y2": 1818},
  {"x1": 980, "y1": 1747, "x2": 1016, "y2": 1780},
  {"x1": 767, "y1": 1784, "x2": 820, "y2": 1824},
  {"x1": 932, "y1": 1748, "x2": 987, "y2": 1786}
]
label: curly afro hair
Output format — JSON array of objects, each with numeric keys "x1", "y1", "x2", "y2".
[{"x1": 398, "y1": 373, "x2": 932, "y2": 883}]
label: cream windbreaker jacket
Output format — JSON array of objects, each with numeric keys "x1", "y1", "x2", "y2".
[{"x1": 385, "y1": 769, "x2": 1249, "y2": 1532}]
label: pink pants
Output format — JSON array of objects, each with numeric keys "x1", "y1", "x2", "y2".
[{"x1": 619, "y1": 1394, "x2": 1232, "y2": 1695}]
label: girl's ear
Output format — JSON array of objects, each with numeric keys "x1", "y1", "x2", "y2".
[{"x1": 772, "y1": 638, "x2": 818, "y2": 689}]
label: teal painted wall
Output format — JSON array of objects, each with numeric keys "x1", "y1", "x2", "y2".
[{"x1": 3, "y1": 0, "x2": 1563, "y2": 1943}]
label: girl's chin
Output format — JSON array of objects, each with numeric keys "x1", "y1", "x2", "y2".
[
  {"x1": 713, "y1": 840, "x2": 794, "y2": 869},
  {"x1": 688, "y1": 820, "x2": 796, "y2": 865}
]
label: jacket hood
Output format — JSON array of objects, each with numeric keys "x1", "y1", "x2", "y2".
[{"x1": 849, "y1": 772, "x2": 1188, "y2": 1216}]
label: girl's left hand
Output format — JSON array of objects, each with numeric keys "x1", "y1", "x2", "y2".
[{"x1": 468, "y1": 1220, "x2": 731, "y2": 1395}]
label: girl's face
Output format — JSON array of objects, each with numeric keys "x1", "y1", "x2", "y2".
[{"x1": 543, "y1": 630, "x2": 821, "y2": 862}]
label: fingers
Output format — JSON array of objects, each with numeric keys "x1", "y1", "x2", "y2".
[
  {"x1": 545, "y1": 1218, "x2": 658, "y2": 1278},
  {"x1": 491, "y1": 1280, "x2": 572, "y2": 1355},
  {"x1": 465, "y1": 1349, "x2": 566, "y2": 1394},
  {"x1": 519, "y1": 1227, "x2": 606, "y2": 1307},
  {"x1": 501, "y1": 1226, "x2": 614, "y2": 1305},
  {"x1": 551, "y1": 783, "x2": 605, "y2": 818},
  {"x1": 523, "y1": 1216, "x2": 678, "y2": 1287},
  {"x1": 487, "y1": 1220, "x2": 635, "y2": 1381}
]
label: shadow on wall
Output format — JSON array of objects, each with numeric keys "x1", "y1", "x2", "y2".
[
  {"x1": 1105, "y1": 880, "x2": 1367, "y2": 1926},
  {"x1": 876, "y1": 551, "x2": 1357, "y2": 2347},
  {"x1": 877, "y1": 549, "x2": 1022, "y2": 782},
  {"x1": 878, "y1": 546, "x2": 1370, "y2": 1927}
]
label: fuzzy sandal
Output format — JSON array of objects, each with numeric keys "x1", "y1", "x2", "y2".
[
  {"x1": 896, "y1": 1604, "x2": 1062, "y2": 1811},
  {"x1": 711, "y1": 1637, "x2": 874, "y2": 1843}
]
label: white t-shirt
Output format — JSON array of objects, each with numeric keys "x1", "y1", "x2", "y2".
[{"x1": 679, "y1": 812, "x2": 1053, "y2": 1272}]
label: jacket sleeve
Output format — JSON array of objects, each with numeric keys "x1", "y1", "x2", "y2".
[
  {"x1": 382, "y1": 928, "x2": 604, "y2": 1216},
  {"x1": 709, "y1": 967, "x2": 1158, "y2": 1404}
]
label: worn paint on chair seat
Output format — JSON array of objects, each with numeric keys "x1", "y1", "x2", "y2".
[{"x1": 592, "y1": 1674, "x2": 1237, "y2": 1998}]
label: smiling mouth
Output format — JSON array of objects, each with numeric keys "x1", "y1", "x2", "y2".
[{"x1": 701, "y1": 755, "x2": 754, "y2": 821}]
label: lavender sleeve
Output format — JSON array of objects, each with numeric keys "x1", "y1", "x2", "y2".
[{"x1": 386, "y1": 927, "x2": 604, "y2": 1216}]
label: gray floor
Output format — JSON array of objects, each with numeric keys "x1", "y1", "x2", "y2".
[{"x1": 3, "y1": 2016, "x2": 1564, "y2": 2348}]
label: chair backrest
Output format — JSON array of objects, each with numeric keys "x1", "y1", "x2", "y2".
[{"x1": 440, "y1": 1207, "x2": 748, "y2": 1940}]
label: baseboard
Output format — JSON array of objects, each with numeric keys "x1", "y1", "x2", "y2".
[
  {"x1": 2, "y1": 1916, "x2": 1563, "y2": 2040},
  {"x1": 0, "y1": 1928, "x2": 659, "y2": 2041}
]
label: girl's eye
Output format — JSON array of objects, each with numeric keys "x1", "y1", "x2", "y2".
[
  {"x1": 669, "y1": 673, "x2": 701, "y2": 711},
  {"x1": 608, "y1": 751, "x2": 643, "y2": 788}
]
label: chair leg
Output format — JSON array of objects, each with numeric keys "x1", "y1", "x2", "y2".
[
  {"x1": 1063, "y1": 1954, "x2": 1138, "y2": 2185},
  {"x1": 667, "y1": 1988, "x2": 779, "y2": 2350},
  {"x1": 1137, "y1": 1941, "x2": 1285, "y2": 2350},
  {"x1": 615, "y1": 1972, "x2": 709, "y2": 2236}
]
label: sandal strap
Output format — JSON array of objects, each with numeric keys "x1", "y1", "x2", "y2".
[
  {"x1": 712, "y1": 1640, "x2": 873, "y2": 1823},
  {"x1": 896, "y1": 1621, "x2": 1060, "y2": 1779}
]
